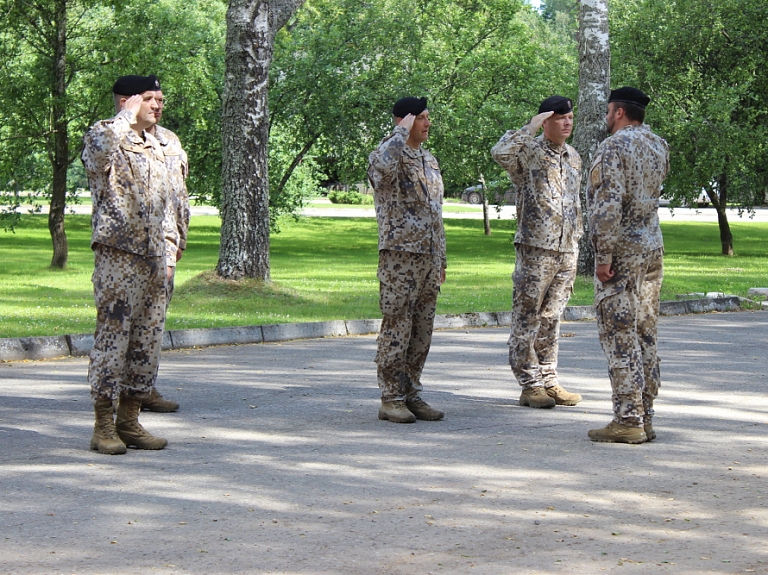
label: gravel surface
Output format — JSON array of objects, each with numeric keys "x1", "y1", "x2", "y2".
[{"x1": 1, "y1": 311, "x2": 767, "y2": 574}]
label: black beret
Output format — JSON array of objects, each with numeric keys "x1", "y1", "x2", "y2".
[
  {"x1": 112, "y1": 74, "x2": 161, "y2": 96},
  {"x1": 538, "y1": 95, "x2": 573, "y2": 115},
  {"x1": 609, "y1": 86, "x2": 650, "y2": 109},
  {"x1": 393, "y1": 96, "x2": 427, "y2": 118}
]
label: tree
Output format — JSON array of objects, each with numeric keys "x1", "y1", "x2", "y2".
[
  {"x1": 267, "y1": 0, "x2": 577, "y2": 215},
  {"x1": 216, "y1": 0, "x2": 306, "y2": 280},
  {"x1": 0, "y1": 0, "x2": 226, "y2": 267},
  {"x1": 572, "y1": 0, "x2": 610, "y2": 276},
  {"x1": 610, "y1": 0, "x2": 768, "y2": 255}
]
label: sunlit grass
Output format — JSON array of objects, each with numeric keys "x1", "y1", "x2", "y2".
[{"x1": 1, "y1": 214, "x2": 767, "y2": 338}]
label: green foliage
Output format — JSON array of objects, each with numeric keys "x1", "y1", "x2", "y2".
[
  {"x1": 610, "y1": 0, "x2": 768, "y2": 209},
  {"x1": 3, "y1": 214, "x2": 768, "y2": 337},
  {"x1": 327, "y1": 191, "x2": 373, "y2": 205},
  {"x1": 0, "y1": 0, "x2": 226, "y2": 225},
  {"x1": 270, "y1": 0, "x2": 577, "y2": 196}
]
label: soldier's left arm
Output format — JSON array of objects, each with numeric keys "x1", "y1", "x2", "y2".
[{"x1": 587, "y1": 145, "x2": 625, "y2": 265}]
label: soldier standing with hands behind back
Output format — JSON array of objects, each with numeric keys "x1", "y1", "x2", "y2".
[
  {"x1": 368, "y1": 96, "x2": 447, "y2": 424},
  {"x1": 491, "y1": 96, "x2": 584, "y2": 410},
  {"x1": 587, "y1": 87, "x2": 669, "y2": 444},
  {"x1": 82, "y1": 75, "x2": 175, "y2": 454}
]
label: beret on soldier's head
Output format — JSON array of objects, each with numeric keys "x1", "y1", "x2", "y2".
[
  {"x1": 112, "y1": 74, "x2": 162, "y2": 96},
  {"x1": 538, "y1": 95, "x2": 573, "y2": 115},
  {"x1": 393, "y1": 96, "x2": 428, "y2": 118},
  {"x1": 609, "y1": 86, "x2": 650, "y2": 109}
]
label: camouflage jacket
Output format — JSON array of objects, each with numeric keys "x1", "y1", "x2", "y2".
[
  {"x1": 491, "y1": 128, "x2": 582, "y2": 253},
  {"x1": 153, "y1": 125, "x2": 190, "y2": 266},
  {"x1": 586, "y1": 124, "x2": 669, "y2": 265},
  {"x1": 368, "y1": 126, "x2": 447, "y2": 268},
  {"x1": 82, "y1": 109, "x2": 173, "y2": 261}
]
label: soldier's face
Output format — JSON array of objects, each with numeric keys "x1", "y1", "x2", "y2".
[
  {"x1": 410, "y1": 111, "x2": 431, "y2": 144},
  {"x1": 606, "y1": 103, "x2": 619, "y2": 134},
  {"x1": 133, "y1": 91, "x2": 160, "y2": 130},
  {"x1": 542, "y1": 112, "x2": 573, "y2": 145},
  {"x1": 154, "y1": 90, "x2": 165, "y2": 123}
]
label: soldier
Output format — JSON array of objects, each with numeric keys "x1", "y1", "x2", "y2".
[
  {"x1": 491, "y1": 96, "x2": 584, "y2": 409},
  {"x1": 82, "y1": 75, "x2": 175, "y2": 454},
  {"x1": 140, "y1": 77, "x2": 192, "y2": 413},
  {"x1": 368, "y1": 96, "x2": 447, "y2": 424},
  {"x1": 586, "y1": 86, "x2": 669, "y2": 444}
]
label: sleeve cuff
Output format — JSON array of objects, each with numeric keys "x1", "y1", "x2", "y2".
[{"x1": 596, "y1": 253, "x2": 613, "y2": 266}]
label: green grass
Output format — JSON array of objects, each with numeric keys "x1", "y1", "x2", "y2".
[
  {"x1": 308, "y1": 199, "x2": 482, "y2": 213},
  {"x1": 1, "y1": 215, "x2": 767, "y2": 338}
]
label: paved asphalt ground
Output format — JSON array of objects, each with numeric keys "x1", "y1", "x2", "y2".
[{"x1": 1, "y1": 311, "x2": 767, "y2": 575}]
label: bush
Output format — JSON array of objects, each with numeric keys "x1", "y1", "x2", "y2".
[{"x1": 327, "y1": 190, "x2": 374, "y2": 205}]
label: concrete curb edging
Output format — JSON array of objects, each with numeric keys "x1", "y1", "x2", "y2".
[{"x1": 0, "y1": 296, "x2": 753, "y2": 362}]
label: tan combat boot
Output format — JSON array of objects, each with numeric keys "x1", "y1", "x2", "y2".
[
  {"x1": 378, "y1": 400, "x2": 417, "y2": 423},
  {"x1": 588, "y1": 421, "x2": 647, "y2": 444},
  {"x1": 519, "y1": 386, "x2": 556, "y2": 408},
  {"x1": 546, "y1": 385, "x2": 582, "y2": 406},
  {"x1": 406, "y1": 397, "x2": 444, "y2": 421},
  {"x1": 644, "y1": 423, "x2": 656, "y2": 441},
  {"x1": 140, "y1": 388, "x2": 180, "y2": 412},
  {"x1": 116, "y1": 394, "x2": 168, "y2": 450},
  {"x1": 91, "y1": 397, "x2": 127, "y2": 455}
]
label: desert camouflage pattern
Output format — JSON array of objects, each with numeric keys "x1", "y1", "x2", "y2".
[
  {"x1": 82, "y1": 109, "x2": 175, "y2": 258},
  {"x1": 508, "y1": 245, "x2": 577, "y2": 388},
  {"x1": 375, "y1": 250, "x2": 442, "y2": 402},
  {"x1": 491, "y1": 129, "x2": 582, "y2": 252},
  {"x1": 82, "y1": 109, "x2": 173, "y2": 403},
  {"x1": 154, "y1": 125, "x2": 190, "y2": 267},
  {"x1": 88, "y1": 244, "x2": 167, "y2": 402},
  {"x1": 368, "y1": 126, "x2": 447, "y2": 268},
  {"x1": 588, "y1": 123, "x2": 669, "y2": 426},
  {"x1": 594, "y1": 249, "x2": 663, "y2": 426},
  {"x1": 586, "y1": 124, "x2": 669, "y2": 266}
]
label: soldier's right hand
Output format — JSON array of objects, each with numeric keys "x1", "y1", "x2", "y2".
[
  {"x1": 397, "y1": 114, "x2": 416, "y2": 133},
  {"x1": 527, "y1": 111, "x2": 555, "y2": 133},
  {"x1": 121, "y1": 94, "x2": 144, "y2": 116}
]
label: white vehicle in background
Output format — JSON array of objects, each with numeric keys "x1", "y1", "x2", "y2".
[{"x1": 659, "y1": 190, "x2": 710, "y2": 208}]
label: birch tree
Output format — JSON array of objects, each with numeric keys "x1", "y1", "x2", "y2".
[
  {"x1": 572, "y1": 0, "x2": 609, "y2": 276},
  {"x1": 216, "y1": 0, "x2": 305, "y2": 280}
]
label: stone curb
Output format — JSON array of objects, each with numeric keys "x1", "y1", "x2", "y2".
[{"x1": 0, "y1": 296, "x2": 754, "y2": 362}]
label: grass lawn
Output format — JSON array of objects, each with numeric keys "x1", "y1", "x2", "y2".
[{"x1": 1, "y1": 214, "x2": 767, "y2": 338}]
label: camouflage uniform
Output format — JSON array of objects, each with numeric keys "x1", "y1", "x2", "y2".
[
  {"x1": 587, "y1": 123, "x2": 669, "y2": 427},
  {"x1": 153, "y1": 124, "x2": 190, "y2": 303},
  {"x1": 491, "y1": 128, "x2": 582, "y2": 389},
  {"x1": 82, "y1": 108, "x2": 173, "y2": 403},
  {"x1": 368, "y1": 125, "x2": 447, "y2": 402}
]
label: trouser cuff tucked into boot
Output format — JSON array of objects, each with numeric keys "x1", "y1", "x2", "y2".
[{"x1": 91, "y1": 396, "x2": 127, "y2": 455}]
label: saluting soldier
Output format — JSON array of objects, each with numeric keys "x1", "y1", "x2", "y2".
[
  {"x1": 586, "y1": 87, "x2": 669, "y2": 444},
  {"x1": 140, "y1": 76, "x2": 191, "y2": 414},
  {"x1": 368, "y1": 96, "x2": 447, "y2": 424},
  {"x1": 82, "y1": 75, "x2": 176, "y2": 454},
  {"x1": 491, "y1": 96, "x2": 584, "y2": 410}
]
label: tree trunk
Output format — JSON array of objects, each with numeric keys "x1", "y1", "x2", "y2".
[
  {"x1": 217, "y1": 0, "x2": 274, "y2": 280},
  {"x1": 217, "y1": 0, "x2": 305, "y2": 280},
  {"x1": 48, "y1": 0, "x2": 69, "y2": 269},
  {"x1": 714, "y1": 172, "x2": 733, "y2": 256},
  {"x1": 572, "y1": 0, "x2": 610, "y2": 277},
  {"x1": 480, "y1": 176, "x2": 491, "y2": 236}
]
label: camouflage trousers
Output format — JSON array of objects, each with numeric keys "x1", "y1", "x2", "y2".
[
  {"x1": 149, "y1": 266, "x2": 175, "y2": 389},
  {"x1": 509, "y1": 245, "x2": 577, "y2": 389},
  {"x1": 375, "y1": 250, "x2": 441, "y2": 402},
  {"x1": 595, "y1": 249, "x2": 663, "y2": 427},
  {"x1": 88, "y1": 244, "x2": 167, "y2": 402}
]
